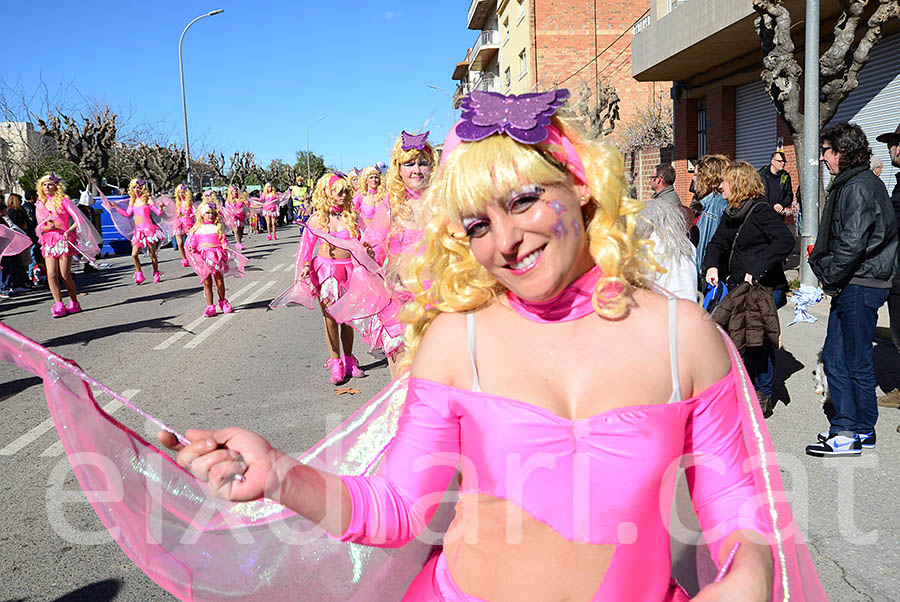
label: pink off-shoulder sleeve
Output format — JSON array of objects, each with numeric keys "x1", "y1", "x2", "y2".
[
  {"x1": 338, "y1": 379, "x2": 460, "y2": 548},
  {"x1": 682, "y1": 356, "x2": 768, "y2": 563}
]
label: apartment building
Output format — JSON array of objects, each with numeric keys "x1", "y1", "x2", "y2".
[
  {"x1": 0, "y1": 122, "x2": 50, "y2": 196},
  {"x1": 632, "y1": 0, "x2": 900, "y2": 202},
  {"x1": 454, "y1": 0, "x2": 665, "y2": 128}
]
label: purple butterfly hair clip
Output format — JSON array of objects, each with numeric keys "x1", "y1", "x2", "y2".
[
  {"x1": 401, "y1": 130, "x2": 430, "y2": 151},
  {"x1": 456, "y1": 89, "x2": 570, "y2": 145},
  {"x1": 47, "y1": 173, "x2": 61, "y2": 184},
  {"x1": 135, "y1": 178, "x2": 147, "y2": 188}
]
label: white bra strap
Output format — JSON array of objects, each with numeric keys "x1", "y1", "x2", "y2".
[
  {"x1": 466, "y1": 312, "x2": 482, "y2": 393},
  {"x1": 668, "y1": 296, "x2": 682, "y2": 403}
]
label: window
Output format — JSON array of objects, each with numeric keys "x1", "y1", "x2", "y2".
[
  {"x1": 517, "y1": 0, "x2": 526, "y2": 24},
  {"x1": 697, "y1": 97, "x2": 707, "y2": 158},
  {"x1": 503, "y1": 18, "x2": 509, "y2": 45},
  {"x1": 504, "y1": 67, "x2": 512, "y2": 92},
  {"x1": 519, "y1": 48, "x2": 528, "y2": 79}
]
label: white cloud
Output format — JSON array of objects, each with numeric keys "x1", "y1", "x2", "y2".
[{"x1": 384, "y1": 11, "x2": 395, "y2": 20}]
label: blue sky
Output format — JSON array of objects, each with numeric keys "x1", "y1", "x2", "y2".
[{"x1": 4, "y1": 1, "x2": 471, "y2": 172}]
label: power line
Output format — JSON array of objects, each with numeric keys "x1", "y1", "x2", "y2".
[{"x1": 557, "y1": 8, "x2": 650, "y2": 87}]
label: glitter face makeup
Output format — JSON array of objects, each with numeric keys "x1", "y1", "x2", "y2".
[
  {"x1": 547, "y1": 199, "x2": 567, "y2": 215},
  {"x1": 551, "y1": 218, "x2": 568, "y2": 238}
]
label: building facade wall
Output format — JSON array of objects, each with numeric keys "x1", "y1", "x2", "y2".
[
  {"x1": 529, "y1": 0, "x2": 661, "y2": 125},
  {"x1": 498, "y1": 0, "x2": 533, "y2": 94}
]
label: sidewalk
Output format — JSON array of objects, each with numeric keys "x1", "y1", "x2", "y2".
[{"x1": 771, "y1": 275, "x2": 900, "y2": 600}]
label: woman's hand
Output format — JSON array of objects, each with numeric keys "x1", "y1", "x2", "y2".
[
  {"x1": 691, "y1": 557, "x2": 771, "y2": 601},
  {"x1": 705, "y1": 267, "x2": 719, "y2": 287},
  {"x1": 773, "y1": 203, "x2": 784, "y2": 215},
  {"x1": 744, "y1": 273, "x2": 753, "y2": 284},
  {"x1": 299, "y1": 264, "x2": 311, "y2": 280},
  {"x1": 157, "y1": 427, "x2": 281, "y2": 502}
]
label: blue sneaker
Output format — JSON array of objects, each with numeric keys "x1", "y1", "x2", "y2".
[
  {"x1": 806, "y1": 434, "x2": 861, "y2": 457},
  {"x1": 856, "y1": 431, "x2": 876, "y2": 449}
]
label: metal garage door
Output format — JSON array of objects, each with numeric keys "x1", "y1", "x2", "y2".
[{"x1": 734, "y1": 79, "x2": 779, "y2": 171}]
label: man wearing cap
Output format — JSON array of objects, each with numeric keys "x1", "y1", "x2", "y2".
[{"x1": 875, "y1": 123, "x2": 900, "y2": 410}]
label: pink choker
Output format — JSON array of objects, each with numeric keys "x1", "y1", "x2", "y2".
[
  {"x1": 406, "y1": 188, "x2": 423, "y2": 200},
  {"x1": 506, "y1": 266, "x2": 600, "y2": 323}
]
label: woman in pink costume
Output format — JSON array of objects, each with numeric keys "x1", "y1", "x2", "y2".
[
  {"x1": 222, "y1": 184, "x2": 250, "y2": 250},
  {"x1": 104, "y1": 178, "x2": 167, "y2": 284},
  {"x1": 259, "y1": 182, "x2": 283, "y2": 240},
  {"x1": 271, "y1": 173, "x2": 368, "y2": 384},
  {"x1": 35, "y1": 173, "x2": 101, "y2": 317},
  {"x1": 353, "y1": 165, "x2": 385, "y2": 227},
  {"x1": 172, "y1": 183, "x2": 194, "y2": 267},
  {"x1": 186, "y1": 199, "x2": 246, "y2": 317},
  {"x1": 163, "y1": 90, "x2": 826, "y2": 600}
]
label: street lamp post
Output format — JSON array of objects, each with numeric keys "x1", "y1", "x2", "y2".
[
  {"x1": 179, "y1": 9, "x2": 224, "y2": 192},
  {"x1": 305, "y1": 116, "x2": 325, "y2": 183}
]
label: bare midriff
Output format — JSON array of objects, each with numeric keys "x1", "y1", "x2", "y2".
[{"x1": 442, "y1": 493, "x2": 614, "y2": 601}]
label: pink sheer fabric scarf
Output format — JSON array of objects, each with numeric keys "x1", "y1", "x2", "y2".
[{"x1": 0, "y1": 224, "x2": 32, "y2": 257}]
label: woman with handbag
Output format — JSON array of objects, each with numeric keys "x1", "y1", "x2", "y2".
[{"x1": 702, "y1": 161, "x2": 794, "y2": 415}]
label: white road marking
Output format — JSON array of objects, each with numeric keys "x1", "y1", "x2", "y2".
[
  {"x1": 154, "y1": 281, "x2": 258, "y2": 350},
  {"x1": 269, "y1": 263, "x2": 284, "y2": 272},
  {"x1": 284, "y1": 263, "x2": 294, "y2": 273},
  {"x1": 2, "y1": 390, "x2": 138, "y2": 458},
  {"x1": 182, "y1": 281, "x2": 276, "y2": 349}
]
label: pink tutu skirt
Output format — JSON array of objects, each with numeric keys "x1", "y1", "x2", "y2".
[
  {"x1": 261, "y1": 203, "x2": 279, "y2": 217},
  {"x1": 132, "y1": 225, "x2": 165, "y2": 249},
  {"x1": 40, "y1": 229, "x2": 75, "y2": 258},
  {"x1": 175, "y1": 217, "x2": 194, "y2": 236},
  {"x1": 311, "y1": 256, "x2": 352, "y2": 306}
]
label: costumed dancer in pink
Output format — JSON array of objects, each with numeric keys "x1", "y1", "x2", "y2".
[
  {"x1": 352, "y1": 165, "x2": 385, "y2": 228},
  {"x1": 103, "y1": 177, "x2": 167, "y2": 284},
  {"x1": 357, "y1": 130, "x2": 434, "y2": 375},
  {"x1": 222, "y1": 184, "x2": 249, "y2": 250},
  {"x1": 35, "y1": 173, "x2": 101, "y2": 317},
  {"x1": 259, "y1": 182, "x2": 284, "y2": 240},
  {"x1": 186, "y1": 198, "x2": 247, "y2": 317},
  {"x1": 271, "y1": 173, "x2": 369, "y2": 384},
  {"x1": 161, "y1": 89, "x2": 826, "y2": 601},
  {"x1": 172, "y1": 183, "x2": 194, "y2": 267}
]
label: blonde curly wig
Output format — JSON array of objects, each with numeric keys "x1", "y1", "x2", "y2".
[
  {"x1": 311, "y1": 173, "x2": 360, "y2": 238},
  {"x1": 397, "y1": 114, "x2": 654, "y2": 369}
]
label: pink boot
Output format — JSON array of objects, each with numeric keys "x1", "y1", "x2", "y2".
[
  {"x1": 181, "y1": 258, "x2": 189, "y2": 267},
  {"x1": 66, "y1": 300, "x2": 82, "y2": 314},
  {"x1": 152, "y1": 271, "x2": 161, "y2": 283},
  {"x1": 343, "y1": 355, "x2": 366, "y2": 378},
  {"x1": 273, "y1": 233, "x2": 278, "y2": 240},
  {"x1": 325, "y1": 358, "x2": 345, "y2": 385},
  {"x1": 266, "y1": 234, "x2": 272, "y2": 240},
  {"x1": 235, "y1": 242, "x2": 244, "y2": 251},
  {"x1": 134, "y1": 271, "x2": 145, "y2": 284},
  {"x1": 218, "y1": 299, "x2": 233, "y2": 314},
  {"x1": 203, "y1": 304, "x2": 217, "y2": 318},
  {"x1": 51, "y1": 302, "x2": 68, "y2": 318}
]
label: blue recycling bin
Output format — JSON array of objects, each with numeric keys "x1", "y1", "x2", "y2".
[{"x1": 92, "y1": 195, "x2": 132, "y2": 256}]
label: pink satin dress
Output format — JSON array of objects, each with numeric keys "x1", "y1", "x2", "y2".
[
  {"x1": 175, "y1": 202, "x2": 194, "y2": 235},
  {"x1": 117, "y1": 203, "x2": 164, "y2": 248},
  {"x1": 37, "y1": 199, "x2": 76, "y2": 258},
  {"x1": 338, "y1": 302, "x2": 765, "y2": 601},
  {"x1": 261, "y1": 193, "x2": 280, "y2": 217}
]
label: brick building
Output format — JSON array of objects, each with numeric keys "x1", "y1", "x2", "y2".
[
  {"x1": 454, "y1": 1, "x2": 669, "y2": 139},
  {"x1": 632, "y1": 0, "x2": 900, "y2": 204}
]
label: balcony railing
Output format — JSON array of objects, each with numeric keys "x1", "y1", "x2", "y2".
[
  {"x1": 470, "y1": 29, "x2": 500, "y2": 62},
  {"x1": 472, "y1": 73, "x2": 499, "y2": 93}
]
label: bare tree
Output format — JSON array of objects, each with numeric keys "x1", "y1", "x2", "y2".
[
  {"x1": 571, "y1": 81, "x2": 621, "y2": 140},
  {"x1": 206, "y1": 151, "x2": 226, "y2": 186},
  {"x1": 753, "y1": 0, "x2": 900, "y2": 196},
  {"x1": 616, "y1": 95, "x2": 674, "y2": 152},
  {"x1": 36, "y1": 107, "x2": 118, "y2": 189},
  {"x1": 131, "y1": 143, "x2": 185, "y2": 194},
  {"x1": 226, "y1": 151, "x2": 259, "y2": 187}
]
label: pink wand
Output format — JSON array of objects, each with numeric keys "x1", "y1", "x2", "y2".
[{"x1": 714, "y1": 542, "x2": 741, "y2": 583}]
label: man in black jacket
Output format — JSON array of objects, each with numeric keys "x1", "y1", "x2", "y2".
[
  {"x1": 875, "y1": 124, "x2": 900, "y2": 410},
  {"x1": 757, "y1": 151, "x2": 793, "y2": 219},
  {"x1": 806, "y1": 122, "x2": 897, "y2": 457}
]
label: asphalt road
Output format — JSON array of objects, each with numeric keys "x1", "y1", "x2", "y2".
[{"x1": 1, "y1": 231, "x2": 898, "y2": 601}]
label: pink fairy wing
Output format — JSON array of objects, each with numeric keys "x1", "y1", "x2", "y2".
[
  {"x1": 0, "y1": 323, "x2": 443, "y2": 601},
  {"x1": 157, "y1": 196, "x2": 180, "y2": 236},
  {"x1": 62, "y1": 198, "x2": 102, "y2": 261},
  {"x1": 268, "y1": 233, "x2": 322, "y2": 310},
  {"x1": 0, "y1": 224, "x2": 31, "y2": 257}
]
